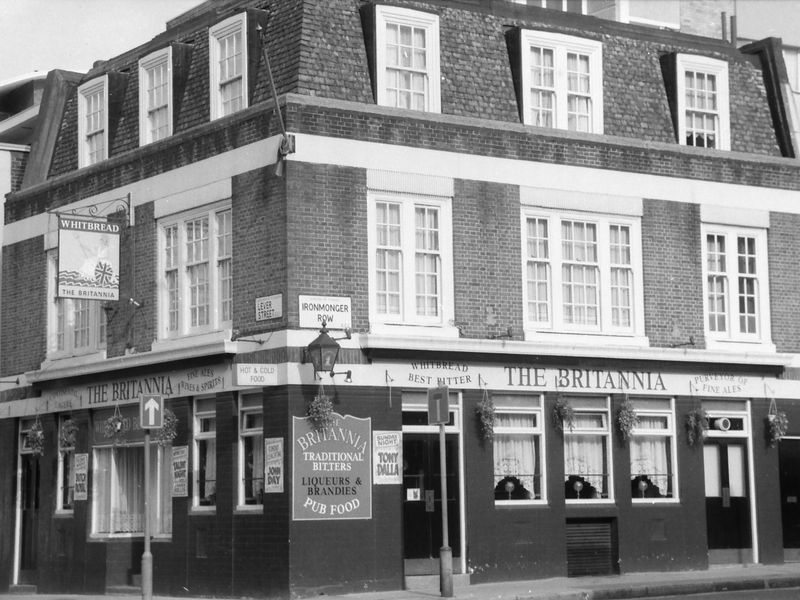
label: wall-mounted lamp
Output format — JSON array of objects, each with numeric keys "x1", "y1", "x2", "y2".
[{"x1": 305, "y1": 320, "x2": 352, "y2": 381}]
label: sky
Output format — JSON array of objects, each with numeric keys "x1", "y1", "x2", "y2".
[
  {"x1": 0, "y1": 0, "x2": 798, "y2": 84},
  {"x1": 0, "y1": 0, "x2": 205, "y2": 83}
]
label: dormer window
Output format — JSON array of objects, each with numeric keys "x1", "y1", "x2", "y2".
[
  {"x1": 139, "y1": 48, "x2": 173, "y2": 145},
  {"x1": 78, "y1": 76, "x2": 108, "y2": 167},
  {"x1": 517, "y1": 30, "x2": 603, "y2": 133},
  {"x1": 209, "y1": 13, "x2": 248, "y2": 119},
  {"x1": 673, "y1": 54, "x2": 730, "y2": 150},
  {"x1": 370, "y1": 5, "x2": 441, "y2": 113}
]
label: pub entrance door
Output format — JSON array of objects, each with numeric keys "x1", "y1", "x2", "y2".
[
  {"x1": 401, "y1": 397, "x2": 463, "y2": 576},
  {"x1": 704, "y1": 440, "x2": 752, "y2": 563}
]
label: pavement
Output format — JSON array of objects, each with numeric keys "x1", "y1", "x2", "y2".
[{"x1": 3, "y1": 563, "x2": 800, "y2": 600}]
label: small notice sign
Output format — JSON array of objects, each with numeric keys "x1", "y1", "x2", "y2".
[
  {"x1": 74, "y1": 453, "x2": 88, "y2": 501},
  {"x1": 236, "y1": 364, "x2": 277, "y2": 387},
  {"x1": 265, "y1": 438, "x2": 284, "y2": 493},
  {"x1": 299, "y1": 295, "x2": 352, "y2": 330},
  {"x1": 172, "y1": 446, "x2": 188, "y2": 497},
  {"x1": 373, "y1": 431, "x2": 402, "y2": 485},
  {"x1": 427, "y1": 386, "x2": 449, "y2": 425}
]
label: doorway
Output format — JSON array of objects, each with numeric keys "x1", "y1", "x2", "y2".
[
  {"x1": 402, "y1": 432, "x2": 460, "y2": 574},
  {"x1": 779, "y1": 438, "x2": 800, "y2": 561},
  {"x1": 18, "y1": 453, "x2": 40, "y2": 585},
  {"x1": 704, "y1": 441, "x2": 752, "y2": 563},
  {"x1": 401, "y1": 397, "x2": 464, "y2": 577}
]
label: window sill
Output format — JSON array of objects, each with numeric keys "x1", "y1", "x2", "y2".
[
  {"x1": 565, "y1": 499, "x2": 614, "y2": 505},
  {"x1": 524, "y1": 330, "x2": 650, "y2": 347},
  {"x1": 41, "y1": 350, "x2": 107, "y2": 372},
  {"x1": 705, "y1": 338, "x2": 776, "y2": 354},
  {"x1": 53, "y1": 510, "x2": 75, "y2": 518},
  {"x1": 631, "y1": 498, "x2": 680, "y2": 505},
  {"x1": 190, "y1": 506, "x2": 216, "y2": 515},
  {"x1": 153, "y1": 329, "x2": 233, "y2": 353},
  {"x1": 89, "y1": 534, "x2": 172, "y2": 541},
  {"x1": 235, "y1": 505, "x2": 263, "y2": 514},
  {"x1": 369, "y1": 322, "x2": 461, "y2": 339},
  {"x1": 495, "y1": 499, "x2": 547, "y2": 507}
]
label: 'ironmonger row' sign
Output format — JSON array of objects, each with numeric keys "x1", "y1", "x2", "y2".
[{"x1": 292, "y1": 413, "x2": 371, "y2": 520}]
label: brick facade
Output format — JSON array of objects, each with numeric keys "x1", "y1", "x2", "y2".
[{"x1": 2, "y1": 0, "x2": 800, "y2": 597}]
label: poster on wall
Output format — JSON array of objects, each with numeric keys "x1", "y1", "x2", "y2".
[
  {"x1": 373, "y1": 431, "x2": 402, "y2": 485},
  {"x1": 73, "y1": 453, "x2": 88, "y2": 501},
  {"x1": 265, "y1": 437, "x2": 284, "y2": 493},
  {"x1": 57, "y1": 215, "x2": 121, "y2": 301},
  {"x1": 292, "y1": 413, "x2": 371, "y2": 520},
  {"x1": 172, "y1": 446, "x2": 188, "y2": 497}
]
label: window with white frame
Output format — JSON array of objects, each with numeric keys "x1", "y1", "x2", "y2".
[
  {"x1": 238, "y1": 396, "x2": 264, "y2": 507},
  {"x1": 57, "y1": 416, "x2": 76, "y2": 512},
  {"x1": 563, "y1": 396, "x2": 611, "y2": 500},
  {"x1": 628, "y1": 398, "x2": 677, "y2": 500},
  {"x1": 193, "y1": 398, "x2": 217, "y2": 509},
  {"x1": 92, "y1": 444, "x2": 172, "y2": 537},
  {"x1": 159, "y1": 202, "x2": 232, "y2": 338},
  {"x1": 519, "y1": 30, "x2": 603, "y2": 133},
  {"x1": 77, "y1": 77, "x2": 108, "y2": 167},
  {"x1": 209, "y1": 13, "x2": 247, "y2": 119},
  {"x1": 522, "y1": 209, "x2": 643, "y2": 337},
  {"x1": 139, "y1": 47, "x2": 172, "y2": 145},
  {"x1": 676, "y1": 54, "x2": 730, "y2": 150},
  {"x1": 368, "y1": 192, "x2": 454, "y2": 330},
  {"x1": 46, "y1": 252, "x2": 107, "y2": 358},
  {"x1": 374, "y1": 5, "x2": 441, "y2": 113},
  {"x1": 702, "y1": 224, "x2": 770, "y2": 345},
  {"x1": 493, "y1": 395, "x2": 545, "y2": 503}
]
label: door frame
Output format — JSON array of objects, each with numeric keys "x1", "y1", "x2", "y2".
[
  {"x1": 703, "y1": 400, "x2": 758, "y2": 564},
  {"x1": 401, "y1": 392, "x2": 466, "y2": 575},
  {"x1": 778, "y1": 435, "x2": 800, "y2": 560},
  {"x1": 13, "y1": 419, "x2": 38, "y2": 586}
]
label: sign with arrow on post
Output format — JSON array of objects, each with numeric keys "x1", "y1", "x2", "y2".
[{"x1": 140, "y1": 393, "x2": 164, "y2": 429}]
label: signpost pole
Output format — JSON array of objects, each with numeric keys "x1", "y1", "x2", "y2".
[
  {"x1": 142, "y1": 429, "x2": 152, "y2": 600},
  {"x1": 438, "y1": 423, "x2": 453, "y2": 597}
]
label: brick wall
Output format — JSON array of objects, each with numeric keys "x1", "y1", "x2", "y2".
[
  {"x1": 642, "y1": 199, "x2": 705, "y2": 348},
  {"x1": 232, "y1": 167, "x2": 289, "y2": 335},
  {"x1": 768, "y1": 211, "x2": 800, "y2": 353},
  {"x1": 1, "y1": 236, "x2": 47, "y2": 375},
  {"x1": 453, "y1": 179, "x2": 523, "y2": 339},
  {"x1": 286, "y1": 162, "x2": 369, "y2": 331},
  {"x1": 680, "y1": 0, "x2": 734, "y2": 39},
  {"x1": 9, "y1": 151, "x2": 27, "y2": 193}
]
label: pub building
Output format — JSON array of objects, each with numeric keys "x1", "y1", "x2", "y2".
[{"x1": 2, "y1": 0, "x2": 800, "y2": 598}]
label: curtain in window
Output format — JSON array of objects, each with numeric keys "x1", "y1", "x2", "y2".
[
  {"x1": 156, "y1": 446, "x2": 172, "y2": 534},
  {"x1": 630, "y1": 416, "x2": 669, "y2": 492},
  {"x1": 114, "y1": 447, "x2": 144, "y2": 533},
  {"x1": 200, "y1": 438, "x2": 217, "y2": 502},
  {"x1": 494, "y1": 413, "x2": 536, "y2": 499},
  {"x1": 94, "y1": 449, "x2": 112, "y2": 533},
  {"x1": 564, "y1": 433, "x2": 604, "y2": 492}
]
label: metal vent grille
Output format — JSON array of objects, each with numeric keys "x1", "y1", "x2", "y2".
[{"x1": 566, "y1": 519, "x2": 617, "y2": 577}]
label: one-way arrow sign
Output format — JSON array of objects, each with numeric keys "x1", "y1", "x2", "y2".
[{"x1": 140, "y1": 394, "x2": 164, "y2": 429}]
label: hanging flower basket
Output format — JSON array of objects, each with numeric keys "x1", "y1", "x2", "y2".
[
  {"x1": 616, "y1": 399, "x2": 639, "y2": 442},
  {"x1": 308, "y1": 394, "x2": 335, "y2": 431},
  {"x1": 553, "y1": 396, "x2": 575, "y2": 433},
  {"x1": 156, "y1": 409, "x2": 178, "y2": 447},
  {"x1": 765, "y1": 395, "x2": 789, "y2": 448},
  {"x1": 59, "y1": 418, "x2": 79, "y2": 448},
  {"x1": 26, "y1": 418, "x2": 45, "y2": 456},
  {"x1": 685, "y1": 407, "x2": 709, "y2": 447},
  {"x1": 476, "y1": 390, "x2": 496, "y2": 441},
  {"x1": 104, "y1": 405, "x2": 126, "y2": 444}
]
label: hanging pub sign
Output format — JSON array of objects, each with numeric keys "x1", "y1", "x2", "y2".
[
  {"x1": 292, "y1": 413, "x2": 371, "y2": 520},
  {"x1": 57, "y1": 215, "x2": 121, "y2": 301}
]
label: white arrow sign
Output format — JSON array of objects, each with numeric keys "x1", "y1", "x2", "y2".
[{"x1": 140, "y1": 394, "x2": 164, "y2": 429}]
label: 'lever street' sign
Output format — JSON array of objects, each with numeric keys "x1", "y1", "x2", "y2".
[{"x1": 140, "y1": 394, "x2": 164, "y2": 429}]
